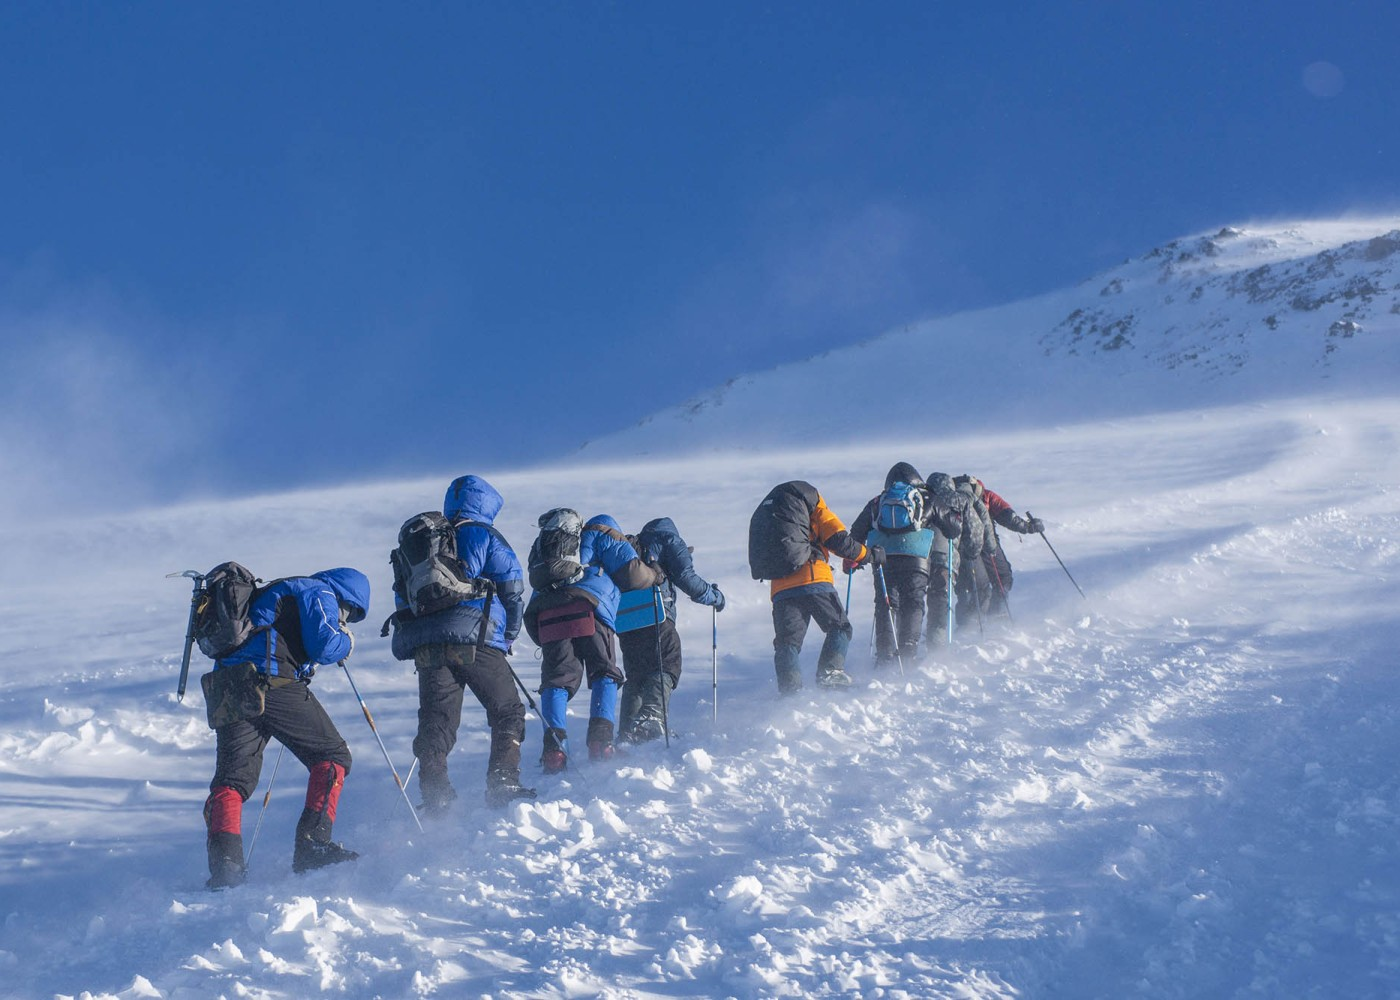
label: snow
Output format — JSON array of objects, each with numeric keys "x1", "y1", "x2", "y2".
[{"x1": 3, "y1": 220, "x2": 1400, "y2": 997}]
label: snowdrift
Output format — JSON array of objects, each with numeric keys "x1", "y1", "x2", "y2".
[{"x1": 3, "y1": 393, "x2": 1400, "y2": 998}]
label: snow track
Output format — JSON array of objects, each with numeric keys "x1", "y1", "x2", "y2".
[{"x1": 2, "y1": 395, "x2": 1399, "y2": 997}]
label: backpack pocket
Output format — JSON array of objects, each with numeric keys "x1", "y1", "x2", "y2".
[
  {"x1": 536, "y1": 599, "x2": 597, "y2": 643},
  {"x1": 200, "y1": 663, "x2": 267, "y2": 729}
]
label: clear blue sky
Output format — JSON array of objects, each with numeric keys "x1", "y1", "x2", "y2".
[{"x1": 1, "y1": 2, "x2": 1394, "y2": 512}]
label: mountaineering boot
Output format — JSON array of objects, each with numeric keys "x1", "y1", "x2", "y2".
[
  {"x1": 206, "y1": 831, "x2": 247, "y2": 890},
  {"x1": 204, "y1": 786, "x2": 246, "y2": 889},
  {"x1": 417, "y1": 760, "x2": 457, "y2": 817},
  {"x1": 814, "y1": 628, "x2": 852, "y2": 690},
  {"x1": 620, "y1": 715, "x2": 666, "y2": 745},
  {"x1": 586, "y1": 715, "x2": 616, "y2": 761},
  {"x1": 292, "y1": 833, "x2": 360, "y2": 873},
  {"x1": 293, "y1": 761, "x2": 358, "y2": 874},
  {"x1": 541, "y1": 727, "x2": 569, "y2": 774},
  {"x1": 485, "y1": 768, "x2": 538, "y2": 808},
  {"x1": 816, "y1": 669, "x2": 854, "y2": 690}
]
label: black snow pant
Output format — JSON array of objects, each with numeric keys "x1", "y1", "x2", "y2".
[
  {"x1": 539, "y1": 621, "x2": 621, "y2": 695},
  {"x1": 210, "y1": 678, "x2": 352, "y2": 800},
  {"x1": 412, "y1": 643, "x2": 526, "y2": 797},
  {"x1": 983, "y1": 543, "x2": 1014, "y2": 616},
  {"x1": 618, "y1": 617, "x2": 682, "y2": 736},
  {"x1": 955, "y1": 551, "x2": 992, "y2": 627},
  {"x1": 872, "y1": 557, "x2": 929, "y2": 665},
  {"x1": 925, "y1": 543, "x2": 960, "y2": 647},
  {"x1": 771, "y1": 585, "x2": 852, "y2": 693}
]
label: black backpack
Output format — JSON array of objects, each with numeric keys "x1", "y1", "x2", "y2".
[
  {"x1": 748, "y1": 481, "x2": 819, "y2": 580},
  {"x1": 390, "y1": 511, "x2": 492, "y2": 618},
  {"x1": 528, "y1": 508, "x2": 586, "y2": 590},
  {"x1": 193, "y1": 561, "x2": 265, "y2": 659}
]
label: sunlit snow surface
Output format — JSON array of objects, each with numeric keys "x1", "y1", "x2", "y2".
[{"x1": 2, "y1": 389, "x2": 1399, "y2": 998}]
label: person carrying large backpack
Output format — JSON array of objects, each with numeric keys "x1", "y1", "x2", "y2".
[
  {"x1": 848, "y1": 462, "x2": 964, "y2": 668},
  {"x1": 524, "y1": 511, "x2": 659, "y2": 771},
  {"x1": 615, "y1": 517, "x2": 725, "y2": 744},
  {"x1": 749, "y1": 480, "x2": 875, "y2": 694},
  {"x1": 200, "y1": 566, "x2": 370, "y2": 889},
  {"x1": 385, "y1": 474, "x2": 534, "y2": 814}
]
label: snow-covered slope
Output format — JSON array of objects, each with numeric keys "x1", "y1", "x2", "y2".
[
  {"x1": 3, "y1": 389, "x2": 1400, "y2": 997},
  {"x1": 584, "y1": 217, "x2": 1400, "y2": 458}
]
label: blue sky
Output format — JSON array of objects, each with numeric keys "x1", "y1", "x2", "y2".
[{"x1": 1, "y1": 2, "x2": 1395, "y2": 514}]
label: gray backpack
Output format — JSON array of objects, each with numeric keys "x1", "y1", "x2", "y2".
[
  {"x1": 528, "y1": 508, "x2": 586, "y2": 590},
  {"x1": 390, "y1": 511, "x2": 491, "y2": 617}
]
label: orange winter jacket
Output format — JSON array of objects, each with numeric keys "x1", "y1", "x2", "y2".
[{"x1": 770, "y1": 495, "x2": 868, "y2": 598}]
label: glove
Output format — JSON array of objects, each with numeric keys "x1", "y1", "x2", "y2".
[
  {"x1": 1025, "y1": 516, "x2": 1045, "y2": 534},
  {"x1": 505, "y1": 644, "x2": 515, "y2": 657},
  {"x1": 709, "y1": 584, "x2": 726, "y2": 612},
  {"x1": 865, "y1": 546, "x2": 887, "y2": 568},
  {"x1": 342, "y1": 628, "x2": 355, "y2": 656},
  {"x1": 842, "y1": 557, "x2": 861, "y2": 574}
]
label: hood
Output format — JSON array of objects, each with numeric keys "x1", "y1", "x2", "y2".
[
  {"x1": 312, "y1": 568, "x2": 371, "y2": 622},
  {"x1": 443, "y1": 475, "x2": 504, "y2": 524},
  {"x1": 640, "y1": 516, "x2": 679, "y2": 538},
  {"x1": 585, "y1": 513, "x2": 623, "y2": 532},
  {"x1": 926, "y1": 472, "x2": 955, "y2": 493},
  {"x1": 885, "y1": 462, "x2": 924, "y2": 489}
]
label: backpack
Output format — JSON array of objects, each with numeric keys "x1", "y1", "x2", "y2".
[
  {"x1": 748, "y1": 481, "x2": 819, "y2": 580},
  {"x1": 193, "y1": 561, "x2": 264, "y2": 659},
  {"x1": 528, "y1": 508, "x2": 586, "y2": 590},
  {"x1": 390, "y1": 511, "x2": 491, "y2": 617},
  {"x1": 876, "y1": 481, "x2": 925, "y2": 533}
]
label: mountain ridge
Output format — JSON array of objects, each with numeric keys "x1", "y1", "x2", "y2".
[{"x1": 584, "y1": 216, "x2": 1400, "y2": 457}]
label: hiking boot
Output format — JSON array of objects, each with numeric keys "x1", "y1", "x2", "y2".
[
  {"x1": 588, "y1": 740, "x2": 616, "y2": 762},
  {"x1": 485, "y1": 781, "x2": 538, "y2": 808},
  {"x1": 620, "y1": 718, "x2": 666, "y2": 745},
  {"x1": 292, "y1": 837, "x2": 360, "y2": 874},
  {"x1": 816, "y1": 669, "x2": 853, "y2": 690},
  {"x1": 205, "y1": 831, "x2": 246, "y2": 890},
  {"x1": 419, "y1": 782, "x2": 457, "y2": 817},
  {"x1": 541, "y1": 727, "x2": 569, "y2": 774},
  {"x1": 872, "y1": 656, "x2": 897, "y2": 671}
]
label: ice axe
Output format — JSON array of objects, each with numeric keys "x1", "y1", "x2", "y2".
[{"x1": 167, "y1": 570, "x2": 206, "y2": 701}]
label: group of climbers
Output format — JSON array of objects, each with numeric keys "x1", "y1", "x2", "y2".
[{"x1": 191, "y1": 465, "x2": 1040, "y2": 889}]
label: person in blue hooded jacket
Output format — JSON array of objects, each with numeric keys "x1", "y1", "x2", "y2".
[
  {"x1": 203, "y1": 567, "x2": 370, "y2": 889},
  {"x1": 524, "y1": 512, "x2": 659, "y2": 771},
  {"x1": 387, "y1": 475, "x2": 534, "y2": 812},
  {"x1": 615, "y1": 517, "x2": 725, "y2": 744}
]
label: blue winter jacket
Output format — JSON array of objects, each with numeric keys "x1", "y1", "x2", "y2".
[
  {"x1": 219, "y1": 568, "x2": 371, "y2": 681},
  {"x1": 390, "y1": 475, "x2": 525, "y2": 659},
  {"x1": 634, "y1": 517, "x2": 723, "y2": 621},
  {"x1": 526, "y1": 514, "x2": 655, "y2": 632}
]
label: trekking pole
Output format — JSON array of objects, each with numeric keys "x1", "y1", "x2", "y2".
[
  {"x1": 245, "y1": 742, "x2": 285, "y2": 867},
  {"x1": 339, "y1": 660, "x2": 423, "y2": 832},
  {"x1": 711, "y1": 606, "x2": 718, "y2": 726},
  {"x1": 167, "y1": 570, "x2": 206, "y2": 701},
  {"x1": 392, "y1": 757, "x2": 419, "y2": 820},
  {"x1": 844, "y1": 569, "x2": 853, "y2": 615},
  {"x1": 505, "y1": 657, "x2": 542, "y2": 718},
  {"x1": 874, "y1": 565, "x2": 905, "y2": 677},
  {"x1": 654, "y1": 587, "x2": 669, "y2": 749},
  {"x1": 1029, "y1": 513, "x2": 1087, "y2": 600},
  {"x1": 945, "y1": 545, "x2": 955, "y2": 645}
]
